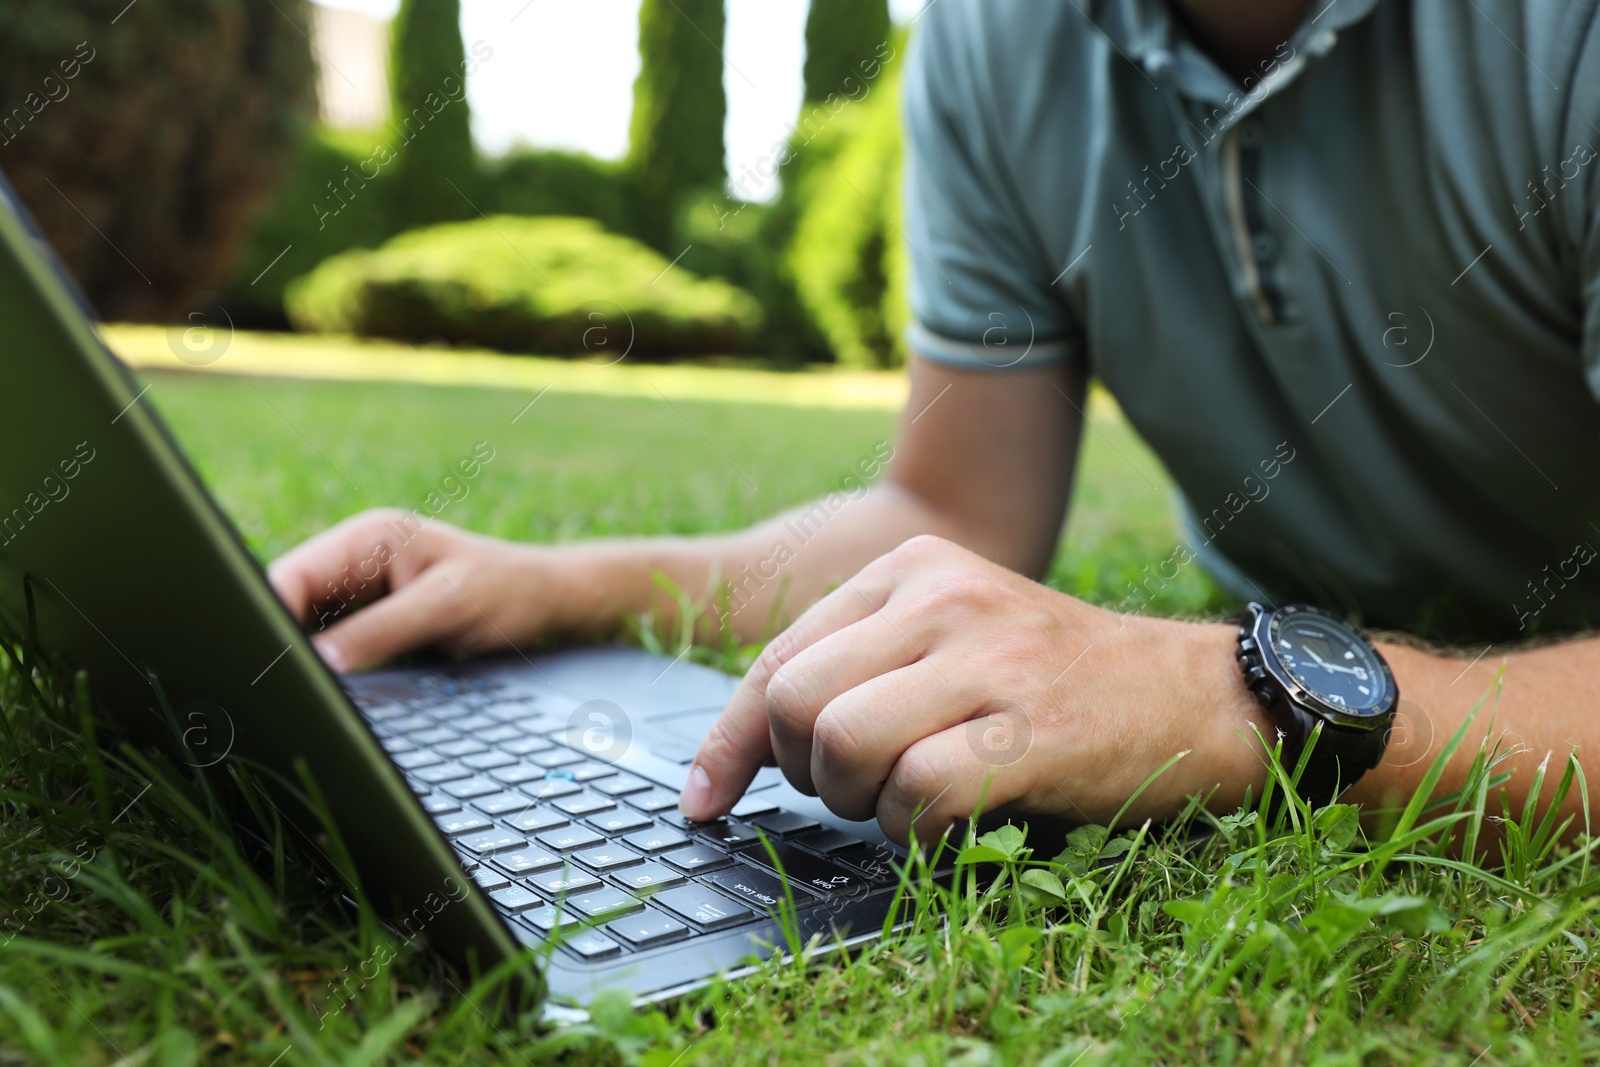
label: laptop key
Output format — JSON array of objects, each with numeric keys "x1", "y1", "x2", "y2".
[
  {"x1": 742, "y1": 842, "x2": 871, "y2": 897},
  {"x1": 448, "y1": 713, "x2": 498, "y2": 734},
  {"x1": 462, "y1": 751, "x2": 517, "y2": 772},
  {"x1": 489, "y1": 884, "x2": 543, "y2": 913},
  {"x1": 532, "y1": 749, "x2": 585, "y2": 769},
  {"x1": 380, "y1": 736, "x2": 417, "y2": 755},
  {"x1": 413, "y1": 762, "x2": 472, "y2": 785},
  {"x1": 587, "y1": 809, "x2": 652, "y2": 835},
  {"x1": 410, "y1": 726, "x2": 460, "y2": 747},
  {"x1": 476, "y1": 724, "x2": 523, "y2": 745},
  {"x1": 391, "y1": 749, "x2": 443, "y2": 771},
  {"x1": 729, "y1": 795, "x2": 780, "y2": 818},
  {"x1": 651, "y1": 885, "x2": 756, "y2": 930},
  {"x1": 626, "y1": 788, "x2": 682, "y2": 814},
  {"x1": 489, "y1": 763, "x2": 546, "y2": 786},
  {"x1": 553, "y1": 793, "x2": 616, "y2": 817},
  {"x1": 662, "y1": 844, "x2": 732, "y2": 874},
  {"x1": 536, "y1": 827, "x2": 605, "y2": 852},
  {"x1": 705, "y1": 865, "x2": 814, "y2": 912},
  {"x1": 795, "y1": 828, "x2": 868, "y2": 856},
  {"x1": 471, "y1": 867, "x2": 511, "y2": 891},
  {"x1": 611, "y1": 862, "x2": 686, "y2": 892},
  {"x1": 528, "y1": 869, "x2": 601, "y2": 897},
  {"x1": 472, "y1": 791, "x2": 537, "y2": 817},
  {"x1": 593, "y1": 774, "x2": 652, "y2": 797},
  {"x1": 376, "y1": 713, "x2": 432, "y2": 735},
  {"x1": 573, "y1": 846, "x2": 643, "y2": 872},
  {"x1": 621, "y1": 827, "x2": 690, "y2": 854},
  {"x1": 693, "y1": 821, "x2": 762, "y2": 849},
  {"x1": 436, "y1": 738, "x2": 490, "y2": 759},
  {"x1": 491, "y1": 847, "x2": 563, "y2": 875},
  {"x1": 569, "y1": 887, "x2": 643, "y2": 919},
  {"x1": 420, "y1": 795, "x2": 461, "y2": 815},
  {"x1": 435, "y1": 812, "x2": 493, "y2": 837},
  {"x1": 562, "y1": 930, "x2": 623, "y2": 961},
  {"x1": 607, "y1": 910, "x2": 689, "y2": 948},
  {"x1": 457, "y1": 829, "x2": 528, "y2": 855},
  {"x1": 749, "y1": 811, "x2": 821, "y2": 837},
  {"x1": 501, "y1": 808, "x2": 569, "y2": 833},
  {"x1": 564, "y1": 761, "x2": 620, "y2": 783},
  {"x1": 441, "y1": 776, "x2": 504, "y2": 800},
  {"x1": 522, "y1": 778, "x2": 584, "y2": 800},
  {"x1": 519, "y1": 905, "x2": 583, "y2": 934},
  {"x1": 502, "y1": 735, "x2": 556, "y2": 756}
]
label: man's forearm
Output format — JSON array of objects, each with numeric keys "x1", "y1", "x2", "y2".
[
  {"x1": 1345, "y1": 636, "x2": 1600, "y2": 835},
  {"x1": 545, "y1": 479, "x2": 982, "y2": 643}
]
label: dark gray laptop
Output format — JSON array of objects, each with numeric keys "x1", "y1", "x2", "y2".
[{"x1": 0, "y1": 170, "x2": 931, "y2": 1009}]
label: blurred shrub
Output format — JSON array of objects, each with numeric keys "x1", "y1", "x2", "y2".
[
  {"x1": 0, "y1": 0, "x2": 316, "y2": 321},
  {"x1": 285, "y1": 215, "x2": 763, "y2": 357},
  {"x1": 786, "y1": 39, "x2": 908, "y2": 368},
  {"x1": 626, "y1": 0, "x2": 727, "y2": 249},
  {"x1": 387, "y1": 0, "x2": 479, "y2": 224},
  {"x1": 222, "y1": 127, "x2": 405, "y2": 326},
  {"x1": 486, "y1": 149, "x2": 631, "y2": 235}
]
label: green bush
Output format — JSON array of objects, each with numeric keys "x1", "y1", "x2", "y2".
[
  {"x1": 485, "y1": 149, "x2": 632, "y2": 235},
  {"x1": 787, "y1": 43, "x2": 908, "y2": 368},
  {"x1": 626, "y1": 0, "x2": 727, "y2": 248},
  {"x1": 284, "y1": 215, "x2": 763, "y2": 357},
  {"x1": 0, "y1": 0, "x2": 315, "y2": 321},
  {"x1": 222, "y1": 127, "x2": 407, "y2": 326},
  {"x1": 387, "y1": 0, "x2": 478, "y2": 224}
]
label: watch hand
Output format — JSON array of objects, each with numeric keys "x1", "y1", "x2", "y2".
[{"x1": 1306, "y1": 648, "x2": 1360, "y2": 675}]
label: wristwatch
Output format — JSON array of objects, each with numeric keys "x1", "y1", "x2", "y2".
[{"x1": 1234, "y1": 603, "x2": 1397, "y2": 807}]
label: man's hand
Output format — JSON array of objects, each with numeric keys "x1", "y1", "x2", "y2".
[
  {"x1": 678, "y1": 535, "x2": 1274, "y2": 844},
  {"x1": 268, "y1": 508, "x2": 567, "y2": 671}
]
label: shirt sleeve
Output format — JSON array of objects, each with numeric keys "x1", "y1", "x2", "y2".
[{"x1": 900, "y1": 1, "x2": 1080, "y2": 371}]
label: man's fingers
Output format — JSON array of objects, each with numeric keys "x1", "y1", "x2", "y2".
[
  {"x1": 310, "y1": 568, "x2": 469, "y2": 672},
  {"x1": 807, "y1": 658, "x2": 977, "y2": 821},
  {"x1": 267, "y1": 509, "x2": 427, "y2": 624},
  {"x1": 874, "y1": 726, "x2": 1033, "y2": 846},
  {"x1": 679, "y1": 577, "x2": 891, "y2": 820},
  {"x1": 764, "y1": 612, "x2": 933, "y2": 797}
]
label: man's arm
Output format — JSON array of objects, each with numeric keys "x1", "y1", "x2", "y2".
[
  {"x1": 268, "y1": 356, "x2": 1084, "y2": 669},
  {"x1": 1350, "y1": 638, "x2": 1600, "y2": 832}
]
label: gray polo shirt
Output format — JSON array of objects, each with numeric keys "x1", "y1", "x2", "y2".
[{"x1": 903, "y1": 0, "x2": 1600, "y2": 642}]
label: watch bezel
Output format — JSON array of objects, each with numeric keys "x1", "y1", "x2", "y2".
[{"x1": 1251, "y1": 604, "x2": 1396, "y2": 730}]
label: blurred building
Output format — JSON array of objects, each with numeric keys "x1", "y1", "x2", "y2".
[{"x1": 311, "y1": 4, "x2": 390, "y2": 130}]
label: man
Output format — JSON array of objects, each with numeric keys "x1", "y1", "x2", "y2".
[{"x1": 270, "y1": 0, "x2": 1600, "y2": 845}]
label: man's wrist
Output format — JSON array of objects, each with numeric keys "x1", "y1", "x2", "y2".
[{"x1": 1179, "y1": 619, "x2": 1276, "y2": 812}]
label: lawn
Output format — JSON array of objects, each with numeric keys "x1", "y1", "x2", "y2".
[{"x1": 0, "y1": 334, "x2": 1593, "y2": 1065}]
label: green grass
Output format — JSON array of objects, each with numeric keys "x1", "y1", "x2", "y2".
[{"x1": 4, "y1": 362, "x2": 1592, "y2": 1065}]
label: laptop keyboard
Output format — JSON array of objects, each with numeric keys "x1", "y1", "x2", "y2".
[{"x1": 355, "y1": 687, "x2": 908, "y2": 963}]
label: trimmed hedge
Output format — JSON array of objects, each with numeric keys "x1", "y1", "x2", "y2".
[
  {"x1": 486, "y1": 149, "x2": 632, "y2": 235},
  {"x1": 0, "y1": 0, "x2": 315, "y2": 321},
  {"x1": 284, "y1": 215, "x2": 762, "y2": 357}
]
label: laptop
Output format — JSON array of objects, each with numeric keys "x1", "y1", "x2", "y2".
[{"x1": 0, "y1": 170, "x2": 943, "y2": 1009}]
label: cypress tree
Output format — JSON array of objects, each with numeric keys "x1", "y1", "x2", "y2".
[
  {"x1": 388, "y1": 0, "x2": 476, "y2": 224},
  {"x1": 627, "y1": 0, "x2": 728, "y2": 247},
  {"x1": 802, "y1": 0, "x2": 890, "y2": 104}
]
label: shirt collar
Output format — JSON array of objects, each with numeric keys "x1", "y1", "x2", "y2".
[{"x1": 1086, "y1": 0, "x2": 1384, "y2": 105}]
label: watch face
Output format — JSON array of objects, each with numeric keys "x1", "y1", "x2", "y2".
[{"x1": 1270, "y1": 610, "x2": 1390, "y2": 716}]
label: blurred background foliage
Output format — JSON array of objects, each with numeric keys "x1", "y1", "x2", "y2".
[
  {"x1": 0, "y1": 0, "x2": 910, "y2": 366},
  {"x1": 0, "y1": 0, "x2": 316, "y2": 321}
]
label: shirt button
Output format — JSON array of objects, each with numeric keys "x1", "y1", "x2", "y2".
[
  {"x1": 1251, "y1": 231, "x2": 1281, "y2": 264},
  {"x1": 1237, "y1": 121, "x2": 1265, "y2": 148}
]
